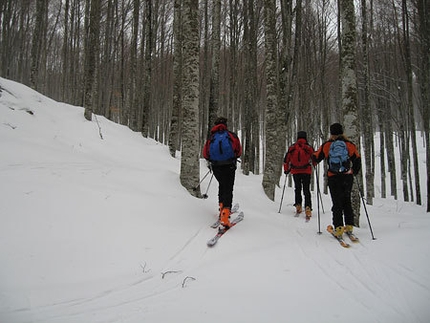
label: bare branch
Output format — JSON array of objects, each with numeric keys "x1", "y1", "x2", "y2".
[
  {"x1": 161, "y1": 270, "x2": 182, "y2": 279},
  {"x1": 181, "y1": 276, "x2": 196, "y2": 288},
  {"x1": 140, "y1": 261, "x2": 150, "y2": 273}
]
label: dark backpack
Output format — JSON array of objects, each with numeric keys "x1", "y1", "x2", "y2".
[
  {"x1": 328, "y1": 140, "x2": 350, "y2": 173},
  {"x1": 289, "y1": 143, "x2": 312, "y2": 169},
  {"x1": 209, "y1": 130, "x2": 235, "y2": 163}
]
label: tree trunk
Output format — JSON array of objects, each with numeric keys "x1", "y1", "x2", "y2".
[
  {"x1": 30, "y1": 0, "x2": 48, "y2": 91},
  {"x1": 360, "y1": 0, "x2": 374, "y2": 205},
  {"x1": 62, "y1": 0, "x2": 70, "y2": 102},
  {"x1": 378, "y1": 118, "x2": 386, "y2": 198},
  {"x1": 208, "y1": 0, "x2": 221, "y2": 127},
  {"x1": 262, "y1": 0, "x2": 279, "y2": 201},
  {"x1": 339, "y1": 0, "x2": 360, "y2": 225},
  {"x1": 416, "y1": 0, "x2": 430, "y2": 211},
  {"x1": 128, "y1": 0, "x2": 140, "y2": 131},
  {"x1": 169, "y1": 0, "x2": 182, "y2": 157},
  {"x1": 180, "y1": 0, "x2": 201, "y2": 197},
  {"x1": 141, "y1": 0, "x2": 152, "y2": 137},
  {"x1": 83, "y1": 0, "x2": 101, "y2": 121},
  {"x1": 242, "y1": 0, "x2": 258, "y2": 176},
  {"x1": 401, "y1": 0, "x2": 421, "y2": 205}
]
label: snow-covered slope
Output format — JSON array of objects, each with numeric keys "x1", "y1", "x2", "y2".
[{"x1": 1, "y1": 77, "x2": 429, "y2": 323}]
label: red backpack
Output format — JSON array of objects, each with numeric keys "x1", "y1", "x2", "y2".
[{"x1": 289, "y1": 142, "x2": 312, "y2": 169}]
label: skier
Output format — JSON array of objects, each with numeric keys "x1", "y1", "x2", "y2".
[
  {"x1": 313, "y1": 123, "x2": 361, "y2": 239},
  {"x1": 203, "y1": 117, "x2": 242, "y2": 229},
  {"x1": 283, "y1": 131, "x2": 315, "y2": 220}
]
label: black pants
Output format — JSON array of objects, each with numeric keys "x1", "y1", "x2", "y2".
[
  {"x1": 328, "y1": 174, "x2": 354, "y2": 228},
  {"x1": 293, "y1": 173, "x2": 312, "y2": 209},
  {"x1": 212, "y1": 163, "x2": 237, "y2": 209}
]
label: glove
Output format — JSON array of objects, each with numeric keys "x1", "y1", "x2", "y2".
[
  {"x1": 352, "y1": 159, "x2": 361, "y2": 175},
  {"x1": 284, "y1": 170, "x2": 290, "y2": 175},
  {"x1": 207, "y1": 161, "x2": 213, "y2": 172}
]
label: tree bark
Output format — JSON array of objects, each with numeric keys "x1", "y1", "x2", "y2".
[
  {"x1": 169, "y1": 0, "x2": 183, "y2": 157},
  {"x1": 262, "y1": 0, "x2": 279, "y2": 201},
  {"x1": 180, "y1": 0, "x2": 201, "y2": 197},
  {"x1": 360, "y1": 0, "x2": 374, "y2": 205},
  {"x1": 128, "y1": 0, "x2": 140, "y2": 131},
  {"x1": 83, "y1": 0, "x2": 101, "y2": 121},
  {"x1": 141, "y1": 0, "x2": 153, "y2": 137},
  {"x1": 339, "y1": 0, "x2": 360, "y2": 225},
  {"x1": 30, "y1": 0, "x2": 48, "y2": 91},
  {"x1": 416, "y1": 0, "x2": 430, "y2": 211}
]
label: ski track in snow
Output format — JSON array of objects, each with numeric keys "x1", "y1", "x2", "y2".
[
  {"x1": 290, "y1": 223, "x2": 416, "y2": 322},
  {"x1": 6, "y1": 268, "x2": 186, "y2": 323}
]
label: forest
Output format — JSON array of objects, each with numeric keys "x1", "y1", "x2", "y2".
[{"x1": 0, "y1": 0, "x2": 428, "y2": 213}]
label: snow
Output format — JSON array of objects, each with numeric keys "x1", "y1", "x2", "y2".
[{"x1": 0, "y1": 76, "x2": 429, "y2": 323}]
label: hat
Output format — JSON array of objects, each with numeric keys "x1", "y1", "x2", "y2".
[
  {"x1": 330, "y1": 123, "x2": 343, "y2": 135},
  {"x1": 214, "y1": 117, "x2": 227, "y2": 125},
  {"x1": 297, "y1": 131, "x2": 307, "y2": 139}
]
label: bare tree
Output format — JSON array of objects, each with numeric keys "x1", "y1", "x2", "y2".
[
  {"x1": 169, "y1": 0, "x2": 183, "y2": 157},
  {"x1": 242, "y1": 0, "x2": 258, "y2": 175},
  {"x1": 208, "y1": 0, "x2": 221, "y2": 127},
  {"x1": 141, "y1": 0, "x2": 153, "y2": 136},
  {"x1": 99, "y1": 0, "x2": 115, "y2": 120},
  {"x1": 30, "y1": 0, "x2": 48, "y2": 91},
  {"x1": 83, "y1": 0, "x2": 101, "y2": 121},
  {"x1": 128, "y1": 0, "x2": 140, "y2": 131},
  {"x1": 360, "y1": 0, "x2": 374, "y2": 205},
  {"x1": 338, "y1": 0, "x2": 360, "y2": 225},
  {"x1": 262, "y1": 0, "x2": 279, "y2": 201},
  {"x1": 416, "y1": 0, "x2": 430, "y2": 211},
  {"x1": 180, "y1": 0, "x2": 201, "y2": 196},
  {"x1": 401, "y1": 0, "x2": 421, "y2": 205}
]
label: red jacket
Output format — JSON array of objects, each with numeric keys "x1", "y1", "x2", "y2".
[
  {"x1": 283, "y1": 138, "x2": 315, "y2": 175},
  {"x1": 203, "y1": 124, "x2": 242, "y2": 161}
]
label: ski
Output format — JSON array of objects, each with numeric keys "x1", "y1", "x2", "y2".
[
  {"x1": 327, "y1": 225, "x2": 350, "y2": 248},
  {"x1": 305, "y1": 215, "x2": 311, "y2": 223},
  {"x1": 207, "y1": 212, "x2": 244, "y2": 247},
  {"x1": 210, "y1": 203, "x2": 239, "y2": 228},
  {"x1": 345, "y1": 231, "x2": 359, "y2": 243}
]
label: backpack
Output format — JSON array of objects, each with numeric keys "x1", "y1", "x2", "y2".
[
  {"x1": 328, "y1": 140, "x2": 350, "y2": 173},
  {"x1": 209, "y1": 130, "x2": 235, "y2": 163},
  {"x1": 289, "y1": 143, "x2": 312, "y2": 169}
]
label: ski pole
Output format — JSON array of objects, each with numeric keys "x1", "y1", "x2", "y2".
[
  {"x1": 202, "y1": 173, "x2": 214, "y2": 199},
  {"x1": 354, "y1": 176, "x2": 376, "y2": 240},
  {"x1": 193, "y1": 169, "x2": 211, "y2": 192},
  {"x1": 278, "y1": 174, "x2": 288, "y2": 213},
  {"x1": 314, "y1": 166, "x2": 325, "y2": 214},
  {"x1": 314, "y1": 166, "x2": 322, "y2": 234}
]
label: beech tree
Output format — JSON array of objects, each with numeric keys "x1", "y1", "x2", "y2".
[
  {"x1": 169, "y1": 0, "x2": 183, "y2": 157},
  {"x1": 179, "y1": 0, "x2": 201, "y2": 196},
  {"x1": 30, "y1": 0, "x2": 48, "y2": 91},
  {"x1": 338, "y1": 0, "x2": 360, "y2": 225},
  {"x1": 360, "y1": 0, "x2": 374, "y2": 205},
  {"x1": 416, "y1": 0, "x2": 430, "y2": 211},
  {"x1": 262, "y1": 0, "x2": 279, "y2": 201},
  {"x1": 83, "y1": 0, "x2": 101, "y2": 121}
]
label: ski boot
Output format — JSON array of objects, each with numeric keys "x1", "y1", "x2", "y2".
[{"x1": 219, "y1": 207, "x2": 231, "y2": 231}]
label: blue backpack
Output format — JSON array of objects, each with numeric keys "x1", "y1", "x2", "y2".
[
  {"x1": 328, "y1": 140, "x2": 350, "y2": 173},
  {"x1": 209, "y1": 130, "x2": 235, "y2": 163}
]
